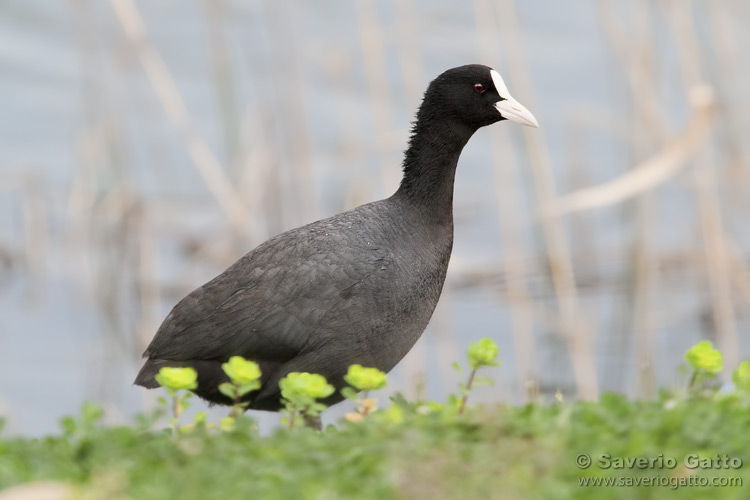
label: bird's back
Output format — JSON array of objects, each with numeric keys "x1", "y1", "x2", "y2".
[{"x1": 135, "y1": 195, "x2": 453, "y2": 409}]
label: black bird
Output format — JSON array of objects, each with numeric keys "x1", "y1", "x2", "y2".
[{"x1": 135, "y1": 64, "x2": 538, "y2": 410}]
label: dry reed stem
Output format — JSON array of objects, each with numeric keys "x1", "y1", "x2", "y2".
[
  {"x1": 595, "y1": 0, "x2": 686, "y2": 398},
  {"x1": 67, "y1": 0, "x2": 106, "y2": 301},
  {"x1": 563, "y1": 119, "x2": 595, "y2": 260},
  {"x1": 495, "y1": 0, "x2": 598, "y2": 400},
  {"x1": 323, "y1": 53, "x2": 372, "y2": 211},
  {"x1": 596, "y1": 0, "x2": 670, "y2": 138},
  {"x1": 237, "y1": 110, "x2": 275, "y2": 247},
  {"x1": 629, "y1": 0, "x2": 659, "y2": 400},
  {"x1": 136, "y1": 203, "x2": 160, "y2": 354},
  {"x1": 725, "y1": 238, "x2": 750, "y2": 309},
  {"x1": 355, "y1": 0, "x2": 401, "y2": 195},
  {"x1": 202, "y1": 0, "x2": 241, "y2": 180},
  {"x1": 21, "y1": 176, "x2": 48, "y2": 301},
  {"x1": 65, "y1": 127, "x2": 102, "y2": 299},
  {"x1": 474, "y1": 0, "x2": 539, "y2": 402},
  {"x1": 260, "y1": 1, "x2": 318, "y2": 226},
  {"x1": 582, "y1": 0, "x2": 661, "y2": 398},
  {"x1": 705, "y1": 2, "x2": 749, "y2": 184},
  {"x1": 595, "y1": 0, "x2": 740, "y2": 387},
  {"x1": 541, "y1": 87, "x2": 716, "y2": 217},
  {"x1": 694, "y1": 166, "x2": 740, "y2": 375},
  {"x1": 489, "y1": 131, "x2": 538, "y2": 401},
  {"x1": 632, "y1": 190, "x2": 658, "y2": 400},
  {"x1": 664, "y1": 0, "x2": 739, "y2": 378},
  {"x1": 110, "y1": 0, "x2": 249, "y2": 234},
  {"x1": 393, "y1": 0, "x2": 462, "y2": 393},
  {"x1": 566, "y1": 115, "x2": 632, "y2": 394},
  {"x1": 394, "y1": 0, "x2": 425, "y2": 110}
]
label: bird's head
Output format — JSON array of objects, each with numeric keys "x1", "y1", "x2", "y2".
[{"x1": 421, "y1": 64, "x2": 539, "y2": 131}]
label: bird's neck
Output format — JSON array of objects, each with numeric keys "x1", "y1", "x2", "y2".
[{"x1": 394, "y1": 118, "x2": 475, "y2": 222}]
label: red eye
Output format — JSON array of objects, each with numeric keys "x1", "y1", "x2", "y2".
[{"x1": 474, "y1": 83, "x2": 485, "y2": 93}]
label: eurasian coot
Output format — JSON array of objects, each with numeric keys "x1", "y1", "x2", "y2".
[{"x1": 135, "y1": 64, "x2": 538, "y2": 410}]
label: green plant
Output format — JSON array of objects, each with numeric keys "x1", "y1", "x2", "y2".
[
  {"x1": 279, "y1": 372, "x2": 335, "y2": 429},
  {"x1": 452, "y1": 338, "x2": 500, "y2": 414},
  {"x1": 5, "y1": 385, "x2": 750, "y2": 499},
  {"x1": 154, "y1": 366, "x2": 198, "y2": 432},
  {"x1": 5, "y1": 338, "x2": 750, "y2": 499},
  {"x1": 685, "y1": 340, "x2": 723, "y2": 388},
  {"x1": 341, "y1": 364, "x2": 388, "y2": 421},
  {"x1": 59, "y1": 402, "x2": 104, "y2": 440},
  {"x1": 732, "y1": 361, "x2": 750, "y2": 393},
  {"x1": 219, "y1": 356, "x2": 262, "y2": 420}
]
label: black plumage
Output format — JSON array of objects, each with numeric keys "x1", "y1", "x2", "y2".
[{"x1": 135, "y1": 64, "x2": 538, "y2": 410}]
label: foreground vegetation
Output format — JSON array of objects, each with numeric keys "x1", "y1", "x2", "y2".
[{"x1": 1, "y1": 341, "x2": 749, "y2": 499}]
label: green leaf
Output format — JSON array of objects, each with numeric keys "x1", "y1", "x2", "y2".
[
  {"x1": 82, "y1": 402, "x2": 103, "y2": 424},
  {"x1": 732, "y1": 361, "x2": 750, "y2": 392},
  {"x1": 219, "y1": 382, "x2": 236, "y2": 399},
  {"x1": 309, "y1": 402, "x2": 328, "y2": 415},
  {"x1": 222, "y1": 356, "x2": 262, "y2": 385},
  {"x1": 472, "y1": 376, "x2": 495, "y2": 388},
  {"x1": 389, "y1": 392, "x2": 409, "y2": 408},
  {"x1": 193, "y1": 411, "x2": 207, "y2": 425},
  {"x1": 451, "y1": 362, "x2": 464, "y2": 375},
  {"x1": 155, "y1": 367, "x2": 198, "y2": 391},
  {"x1": 343, "y1": 365, "x2": 387, "y2": 391},
  {"x1": 467, "y1": 338, "x2": 500, "y2": 370},
  {"x1": 341, "y1": 387, "x2": 359, "y2": 401},
  {"x1": 280, "y1": 372, "x2": 335, "y2": 399},
  {"x1": 237, "y1": 380, "x2": 261, "y2": 397},
  {"x1": 685, "y1": 341, "x2": 723, "y2": 374},
  {"x1": 219, "y1": 416, "x2": 235, "y2": 432},
  {"x1": 426, "y1": 402, "x2": 443, "y2": 411},
  {"x1": 60, "y1": 416, "x2": 76, "y2": 436},
  {"x1": 382, "y1": 404, "x2": 404, "y2": 423}
]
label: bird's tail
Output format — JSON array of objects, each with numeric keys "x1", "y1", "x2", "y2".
[{"x1": 133, "y1": 358, "x2": 181, "y2": 388}]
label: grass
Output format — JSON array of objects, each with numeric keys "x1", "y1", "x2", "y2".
[
  {"x1": 1, "y1": 341, "x2": 749, "y2": 499},
  {"x1": 1, "y1": 391, "x2": 749, "y2": 499}
]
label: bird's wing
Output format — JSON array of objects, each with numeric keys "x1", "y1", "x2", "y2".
[{"x1": 142, "y1": 219, "x2": 391, "y2": 365}]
